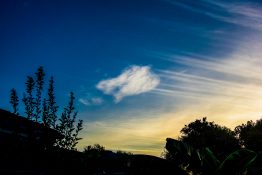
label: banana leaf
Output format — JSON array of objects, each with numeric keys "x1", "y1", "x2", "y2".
[{"x1": 219, "y1": 149, "x2": 257, "y2": 174}]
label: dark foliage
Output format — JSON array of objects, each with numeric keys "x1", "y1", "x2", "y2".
[
  {"x1": 83, "y1": 144, "x2": 106, "y2": 158},
  {"x1": 235, "y1": 119, "x2": 262, "y2": 151},
  {"x1": 180, "y1": 117, "x2": 240, "y2": 160},
  {"x1": 165, "y1": 138, "x2": 257, "y2": 175}
]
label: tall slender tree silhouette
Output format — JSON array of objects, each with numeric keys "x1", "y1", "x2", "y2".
[
  {"x1": 34, "y1": 66, "x2": 45, "y2": 122},
  {"x1": 47, "y1": 76, "x2": 58, "y2": 129},
  {"x1": 10, "y1": 88, "x2": 19, "y2": 115},
  {"x1": 56, "y1": 92, "x2": 83, "y2": 150},
  {"x1": 22, "y1": 76, "x2": 35, "y2": 120}
]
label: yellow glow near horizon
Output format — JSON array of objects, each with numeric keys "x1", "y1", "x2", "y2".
[{"x1": 78, "y1": 101, "x2": 262, "y2": 156}]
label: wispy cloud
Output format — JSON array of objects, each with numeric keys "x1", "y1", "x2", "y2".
[
  {"x1": 151, "y1": 36, "x2": 262, "y2": 111},
  {"x1": 206, "y1": 2, "x2": 262, "y2": 31},
  {"x1": 97, "y1": 65, "x2": 160, "y2": 102},
  {"x1": 166, "y1": 0, "x2": 262, "y2": 31},
  {"x1": 79, "y1": 38, "x2": 262, "y2": 155},
  {"x1": 79, "y1": 97, "x2": 104, "y2": 106},
  {"x1": 79, "y1": 98, "x2": 90, "y2": 106}
]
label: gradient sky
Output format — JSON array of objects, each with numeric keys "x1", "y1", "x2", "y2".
[{"x1": 1, "y1": 0, "x2": 262, "y2": 156}]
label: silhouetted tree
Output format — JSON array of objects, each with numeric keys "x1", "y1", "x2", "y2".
[
  {"x1": 10, "y1": 66, "x2": 84, "y2": 150},
  {"x1": 83, "y1": 144, "x2": 107, "y2": 160},
  {"x1": 56, "y1": 92, "x2": 83, "y2": 150},
  {"x1": 34, "y1": 66, "x2": 45, "y2": 122},
  {"x1": 165, "y1": 138, "x2": 257, "y2": 175},
  {"x1": 116, "y1": 150, "x2": 133, "y2": 156},
  {"x1": 180, "y1": 117, "x2": 240, "y2": 160},
  {"x1": 22, "y1": 76, "x2": 35, "y2": 120},
  {"x1": 235, "y1": 119, "x2": 262, "y2": 152},
  {"x1": 46, "y1": 76, "x2": 58, "y2": 129},
  {"x1": 10, "y1": 88, "x2": 19, "y2": 115},
  {"x1": 42, "y1": 98, "x2": 48, "y2": 126}
]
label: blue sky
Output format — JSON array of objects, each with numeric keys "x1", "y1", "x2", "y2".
[{"x1": 1, "y1": 0, "x2": 262, "y2": 156}]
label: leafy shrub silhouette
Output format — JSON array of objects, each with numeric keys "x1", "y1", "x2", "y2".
[{"x1": 165, "y1": 138, "x2": 257, "y2": 175}]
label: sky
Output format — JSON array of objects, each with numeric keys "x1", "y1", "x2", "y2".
[{"x1": 1, "y1": 0, "x2": 262, "y2": 156}]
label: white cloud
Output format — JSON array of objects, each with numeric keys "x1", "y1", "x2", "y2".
[
  {"x1": 79, "y1": 97, "x2": 104, "y2": 106},
  {"x1": 96, "y1": 65, "x2": 160, "y2": 102}
]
